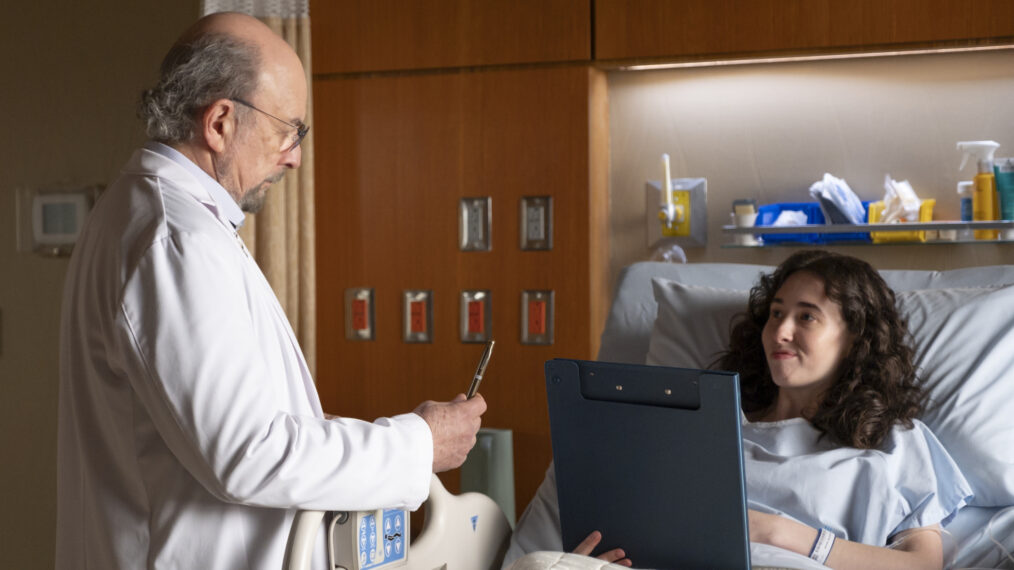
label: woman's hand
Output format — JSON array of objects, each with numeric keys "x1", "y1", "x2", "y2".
[
  {"x1": 573, "y1": 530, "x2": 633, "y2": 567},
  {"x1": 748, "y1": 509, "x2": 801, "y2": 547}
]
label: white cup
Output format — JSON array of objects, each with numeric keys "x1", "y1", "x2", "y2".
[{"x1": 732, "y1": 212, "x2": 759, "y2": 246}]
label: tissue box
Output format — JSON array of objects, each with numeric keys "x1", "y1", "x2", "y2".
[
  {"x1": 755, "y1": 202, "x2": 871, "y2": 244},
  {"x1": 867, "y1": 199, "x2": 936, "y2": 243}
]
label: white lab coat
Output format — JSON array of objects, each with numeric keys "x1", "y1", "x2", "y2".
[{"x1": 57, "y1": 146, "x2": 433, "y2": 569}]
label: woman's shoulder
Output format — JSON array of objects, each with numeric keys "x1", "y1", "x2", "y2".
[
  {"x1": 880, "y1": 418, "x2": 951, "y2": 460},
  {"x1": 886, "y1": 418, "x2": 935, "y2": 441}
]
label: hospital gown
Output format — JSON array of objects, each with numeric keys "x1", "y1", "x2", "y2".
[
  {"x1": 504, "y1": 417, "x2": 971, "y2": 568},
  {"x1": 743, "y1": 416, "x2": 972, "y2": 546}
]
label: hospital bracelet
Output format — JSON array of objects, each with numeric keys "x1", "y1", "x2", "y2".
[{"x1": 808, "y1": 527, "x2": 836, "y2": 565}]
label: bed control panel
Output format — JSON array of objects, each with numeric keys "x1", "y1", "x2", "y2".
[{"x1": 329, "y1": 509, "x2": 409, "y2": 570}]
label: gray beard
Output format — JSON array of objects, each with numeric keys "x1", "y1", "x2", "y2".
[{"x1": 239, "y1": 171, "x2": 285, "y2": 213}]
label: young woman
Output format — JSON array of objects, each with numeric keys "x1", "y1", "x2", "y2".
[
  {"x1": 507, "y1": 251, "x2": 971, "y2": 570},
  {"x1": 713, "y1": 249, "x2": 970, "y2": 569}
]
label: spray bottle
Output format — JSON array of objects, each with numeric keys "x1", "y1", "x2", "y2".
[
  {"x1": 958, "y1": 140, "x2": 1000, "y2": 240},
  {"x1": 995, "y1": 157, "x2": 1014, "y2": 239}
]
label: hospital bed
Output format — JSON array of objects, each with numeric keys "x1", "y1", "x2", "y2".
[
  {"x1": 506, "y1": 261, "x2": 1014, "y2": 569},
  {"x1": 288, "y1": 261, "x2": 1014, "y2": 569}
]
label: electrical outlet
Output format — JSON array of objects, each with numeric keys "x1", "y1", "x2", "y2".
[
  {"x1": 521, "y1": 290, "x2": 554, "y2": 345},
  {"x1": 459, "y1": 197, "x2": 492, "y2": 251},
  {"x1": 403, "y1": 290, "x2": 433, "y2": 343},
  {"x1": 344, "y1": 288, "x2": 375, "y2": 341},
  {"x1": 520, "y1": 196, "x2": 553, "y2": 250},
  {"x1": 460, "y1": 290, "x2": 491, "y2": 343}
]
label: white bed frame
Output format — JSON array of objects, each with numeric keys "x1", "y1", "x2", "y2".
[{"x1": 284, "y1": 474, "x2": 511, "y2": 569}]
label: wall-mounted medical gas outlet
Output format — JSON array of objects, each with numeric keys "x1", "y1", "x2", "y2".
[
  {"x1": 460, "y1": 290, "x2": 492, "y2": 343},
  {"x1": 328, "y1": 508, "x2": 409, "y2": 569},
  {"x1": 16, "y1": 185, "x2": 102, "y2": 256},
  {"x1": 645, "y1": 178, "x2": 707, "y2": 248},
  {"x1": 459, "y1": 197, "x2": 492, "y2": 251},
  {"x1": 520, "y1": 196, "x2": 553, "y2": 250},
  {"x1": 521, "y1": 290, "x2": 554, "y2": 345},
  {"x1": 402, "y1": 290, "x2": 433, "y2": 343},
  {"x1": 345, "y1": 288, "x2": 375, "y2": 341}
]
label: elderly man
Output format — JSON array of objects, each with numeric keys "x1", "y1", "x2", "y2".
[{"x1": 56, "y1": 12, "x2": 486, "y2": 569}]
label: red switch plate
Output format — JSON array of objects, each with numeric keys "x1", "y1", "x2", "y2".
[
  {"x1": 521, "y1": 290, "x2": 554, "y2": 345},
  {"x1": 351, "y1": 299, "x2": 369, "y2": 331},
  {"x1": 410, "y1": 301, "x2": 427, "y2": 333},
  {"x1": 460, "y1": 290, "x2": 491, "y2": 343},
  {"x1": 403, "y1": 290, "x2": 433, "y2": 343},
  {"x1": 527, "y1": 300, "x2": 546, "y2": 335},
  {"x1": 344, "y1": 288, "x2": 374, "y2": 341},
  {"x1": 468, "y1": 300, "x2": 485, "y2": 334}
]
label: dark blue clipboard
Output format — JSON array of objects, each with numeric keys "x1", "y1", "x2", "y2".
[{"x1": 545, "y1": 359, "x2": 751, "y2": 569}]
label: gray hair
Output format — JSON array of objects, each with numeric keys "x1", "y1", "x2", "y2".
[{"x1": 138, "y1": 33, "x2": 260, "y2": 144}]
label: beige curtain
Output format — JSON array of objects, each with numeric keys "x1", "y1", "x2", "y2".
[{"x1": 201, "y1": 2, "x2": 316, "y2": 377}]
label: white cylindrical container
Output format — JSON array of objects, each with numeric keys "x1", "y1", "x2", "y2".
[{"x1": 958, "y1": 181, "x2": 974, "y2": 240}]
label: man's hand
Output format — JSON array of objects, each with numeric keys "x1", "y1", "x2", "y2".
[{"x1": 414, "y1": 394, "x2": 486, "y2": 473}]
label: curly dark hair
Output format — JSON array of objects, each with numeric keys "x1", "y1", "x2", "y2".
[{"x1": 715, "y1": 250, "x2": 925, "y2": 449}]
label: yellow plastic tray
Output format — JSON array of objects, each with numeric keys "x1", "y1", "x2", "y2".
[{"x1": 868, "y1": 199, "x2": 936, "y2": 243}]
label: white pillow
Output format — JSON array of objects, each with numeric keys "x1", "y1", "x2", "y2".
[
  {"x1": 645, "y1": 279, "x2": 748, "y2": 369},
  {"x1": 897, "y1": 286, "x2": 1014, "y2": 507},
  {"x1": 647, "y1": 277, "x2": 1014, "y2": 507}
]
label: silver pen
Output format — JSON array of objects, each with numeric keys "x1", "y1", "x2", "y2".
[{"x1": 467, "y1": 340, "x2": 495, "y2": 399}]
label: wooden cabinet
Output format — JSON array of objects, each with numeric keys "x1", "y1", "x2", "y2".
[
  {"x1": 313, "y1": 66, "x2": 609, "y2": 515},
  {"x1": 310, "y1": 0, "x2": 1013, "y2": 525},
  {"x1": 595, "y1": 0, "x2": 1014, "y2": 62},
  {"x1": 312, "y1": 0, "x2": 591, "y2": 74}
]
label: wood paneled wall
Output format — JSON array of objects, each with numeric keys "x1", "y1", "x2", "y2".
[
  {"x1": 313, "y1": 0, "x2": 591, "y2": 74},
  {"x1": 313, "y1": 66, "x2": 609, "y2": 514},
  {"x1": 595, "y1": 0, "x2": 1014, "y2": 62}
]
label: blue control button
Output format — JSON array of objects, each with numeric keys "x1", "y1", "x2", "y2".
[{"x1": 357, "y1": 510, "x2": 409, "y2": 569}]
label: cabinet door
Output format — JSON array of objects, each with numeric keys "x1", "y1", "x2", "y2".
[
  {"x1": 596, "y1": 0, "x2": 1014, "y2": 62},
  {"x1": 313, "y1": 66, "x2": 609, "y2": 514},
  {"x1": 312, "y1": 0, "x2": 591, "y2": 74}
]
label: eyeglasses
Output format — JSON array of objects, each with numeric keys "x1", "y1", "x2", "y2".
[{"x1": 231, "y1": 98, "x2": 309, "y2": 152}]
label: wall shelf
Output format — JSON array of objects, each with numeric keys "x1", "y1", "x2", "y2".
[{"x1": 721, "y1": 221, "x2": 1014, "y2": 247}]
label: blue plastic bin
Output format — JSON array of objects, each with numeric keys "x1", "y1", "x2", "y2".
[
  {"x1": 755, "y1": 202, "x2": 822, "y2": 244},
  {"x1": 754, "y1": 202, "x2": 871, "y2": 244}
]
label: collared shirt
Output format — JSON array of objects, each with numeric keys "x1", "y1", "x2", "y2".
[{"x1": 145, "y1": 141, "x2": 246, "y2": 229}]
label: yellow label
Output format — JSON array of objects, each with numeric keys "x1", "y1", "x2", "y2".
[
  {"x1": 972, "y1": 173, "x2": 998, "y2": 240},
  {"x1": 661, "y1": 190, "x2": 692, "y2": 237}
]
